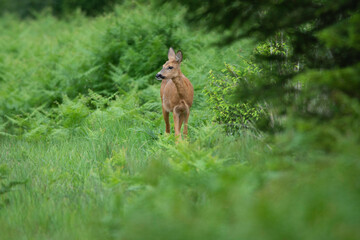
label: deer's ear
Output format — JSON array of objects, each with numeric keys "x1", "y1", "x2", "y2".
[
  {"x1": 168, "y1": 47, "x2": 176, "y2": 60},
  {"x1": 176, "y1": 50, "x2": 183, "y2": 63}
]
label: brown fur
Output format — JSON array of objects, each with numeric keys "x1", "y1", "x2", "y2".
[{"x1": 156, "y1": 48, "x2": 194, "y2": 140}]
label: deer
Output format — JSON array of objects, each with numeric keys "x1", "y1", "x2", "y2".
[{"x1": 156, "y1": 47, "x2": 194, "y2": 141}]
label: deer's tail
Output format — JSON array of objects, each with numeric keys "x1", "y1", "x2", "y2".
[{"x1": 174, "y1": 100, "x2": 189, "y2": 114}]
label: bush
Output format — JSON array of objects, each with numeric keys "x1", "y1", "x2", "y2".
[
  {"x1": 90, "y1": 3, "x2": 187, "y2": 94},
  {"x1": 0, "y1": 12, "x2": 104, "y2": 127},
  {"x1": 204, "y1": 61, "x2": 264, "y2": 133}
]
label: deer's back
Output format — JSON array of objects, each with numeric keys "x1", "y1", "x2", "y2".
[{"x1": 161, "y1": 77, "x2": 193, "y2": 113}]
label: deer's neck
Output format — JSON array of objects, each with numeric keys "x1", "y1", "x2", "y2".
[{"x1": 172, "y1": 74, "x2": 187, "y2": 100}]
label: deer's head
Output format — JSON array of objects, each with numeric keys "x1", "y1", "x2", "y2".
[{"x1": 156, "y1": 47, "x2": 183, "y2": 80}]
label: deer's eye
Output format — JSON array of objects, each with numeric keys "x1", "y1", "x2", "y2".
[{"x1": 168, "y1": 66, "x2": 173, "y2": 70}]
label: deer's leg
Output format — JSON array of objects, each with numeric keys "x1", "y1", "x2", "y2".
[
  {"x1": 173, "y1": 112, "x2": 182, "y2": 141},
  {"x1": 183, "y1": 108, "x2": 190, "y2": 138},
  {"x1": 179, "y1": 113, "x2": 185, "y2": 137},
  {"x1": 162, "y1": 106, "x2": 170, "y2": 134}
]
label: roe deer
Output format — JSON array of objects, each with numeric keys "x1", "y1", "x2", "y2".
[{"x1": 156, "y1": 47, "x2": 194, "y2": 140}]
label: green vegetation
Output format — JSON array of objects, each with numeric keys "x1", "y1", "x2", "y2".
[
  {"x1": 205, "y1": 61, "x2": 263, "y2": 133},
  {"x1": 0, "y1": 1, "x2": 359, "y2": 240},
  {"x1": 0, "y1": 0, "x2": 117, "y2": 17}
]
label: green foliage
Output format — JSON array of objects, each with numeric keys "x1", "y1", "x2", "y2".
[
  {"x1": 0, "y1": 11, "x2": 104, "y2": 122},
  {"x1": 0, "y1": 0, "x2": 118, "y2": 17},
  {"x1": 204, "y1": 61, "x2": 263, "y2": 133},
  {"x1": 171, "y1": 0, "x2": 360, "y2": 128},
  {"x1": 0, "y1": 3, "x2": 203, "y2": 134},
  {"x1": 0, "y1": 1, "x2": 360, "y2": 240},
  {"x1": 90, "y1": 3, "x2": 189, "y2": 94},
  {"x1": 177, "y1": 0, "x2": 360, "y2": 161},
  {"x1": 1, "y1": 117, "x2": 359, "y2": 239},
  {"x1": 255, "y1": 36, "x2": 289, "y2": 57},
  {"x1": 0, "y1": 1, "x2": 216, "y2": 135}
]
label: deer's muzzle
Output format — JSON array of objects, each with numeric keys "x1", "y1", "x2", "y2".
[{"x1": 156, "y1": 73, "x2": 165, "y2": 80}]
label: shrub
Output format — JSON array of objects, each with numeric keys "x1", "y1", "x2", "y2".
[
  {"x1": 204, "y1": 61, "x2": 264, "y2": 134},
  {"x1": 89, "y1": 3, "x2": 187, "y2": 94}
]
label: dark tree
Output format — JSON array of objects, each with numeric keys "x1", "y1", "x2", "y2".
[{"x1": 165, "y1": 0, "x2": 360, "y2": 140}]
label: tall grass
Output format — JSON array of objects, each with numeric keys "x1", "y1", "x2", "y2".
[
  {"x1": 1, "y1": 96, "x2": 359, "y2": 239},
  {"x1": 0, "y1": 2, "x2": 359, "y2": 240}
]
